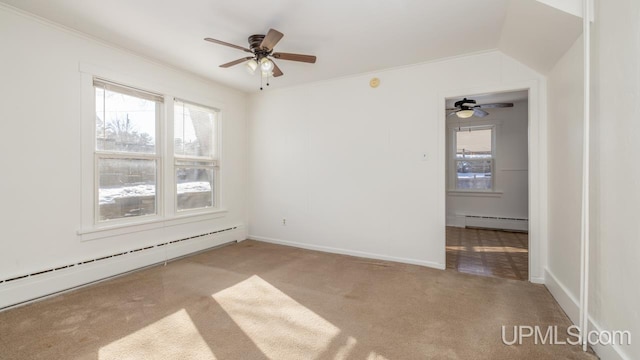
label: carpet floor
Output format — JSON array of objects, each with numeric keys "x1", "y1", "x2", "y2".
[{"x1": 0, "y1": 240, "x2": 596, "y2": 359}]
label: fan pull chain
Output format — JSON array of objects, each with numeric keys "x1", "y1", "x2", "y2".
[{"x1": 259, "y1": 72, "x2": 271, "y2": 90}]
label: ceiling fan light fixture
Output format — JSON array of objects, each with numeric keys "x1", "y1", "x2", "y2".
[
  {"x1": 456, "y1": 109, "x2": 474, "y2": 118},
  {"x1": 245, "y1": 59, "x2": 258, "y2": 74},
  {"x1": 205, "y1": 28, "x2": 316, "y2": 90},
  {"x1": 260, "y1": 57, "x2": 274, "y2": 72}
]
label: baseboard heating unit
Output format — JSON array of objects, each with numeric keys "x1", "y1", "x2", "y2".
[
  {"x1": 464, "y1": 215, "x2": 528, "y2": 232},
  {"x1": 0, "y1": 225, "x2": 243, "y2": 310},
  {"x1": 0, "y1": 226, "x2": 239, "y2": 286}
]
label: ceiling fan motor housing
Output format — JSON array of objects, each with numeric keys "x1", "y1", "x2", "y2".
[
  {"x1": 248, "y1": 34, "x2": 267, "y2": 51},
  {"x1": 454, "y1": 98, "x2": 476, "y2": 108}
]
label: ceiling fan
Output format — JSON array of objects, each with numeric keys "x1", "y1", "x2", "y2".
[
  {"x1": 446, "y1": 98, "x2": 514, "y2": 118},
  {"x1": 204, "y1": 28, "x2": 316, "y2": 89}
]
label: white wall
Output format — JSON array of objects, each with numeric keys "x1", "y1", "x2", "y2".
[
  {"x1": 0, "y1": 6, "x2": 248, "y2": 308},
  {"x1": 248, "y1": 51, "x2": 546, "y2": 274},
  {"x1": 544, "y1": 35, "x2": 584, "y2": 324},
  {"x1": 446, "y1": 99, "x2": 529, "y2": 222},
  {"x1": 546, "y1": 1, "x2": 640, "y2": 357},
  {"x1": 588, "y1": 0, "x2": 640, "y2": 358}
]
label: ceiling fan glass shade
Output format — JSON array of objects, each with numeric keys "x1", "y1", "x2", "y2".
[
  {"x1": 456, "y1": 109, "x2": 474, "y2": 118},
  {"x1": 245, "y1": 59, "x2": 258, "y2": 74},
  {"x1": 260, "y1": 57, "x2": 274, "y2": 72}
]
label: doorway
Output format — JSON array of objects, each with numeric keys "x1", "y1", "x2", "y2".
[{"x1": 444, "y1": 90, "x2": 529, "y2": 281}]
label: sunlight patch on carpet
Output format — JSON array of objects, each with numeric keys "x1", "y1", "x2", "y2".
[
  {"x1": 212, "y1": 275, "x2": 343, "y2": 359},
  {"x1": 335, "y1": 336, "x2": 358, "y2": 359},
  {"x1": 367, "y1": 351, "x2": 390, "y2": 360},
  {"x1": 99, "y1": 309, "x2": 216, "y2": 360}
]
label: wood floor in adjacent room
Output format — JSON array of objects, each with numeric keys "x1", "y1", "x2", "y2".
[
  {"x1": 0, "y1": 240, "x2": 594, "y2": 360},
  {"x1": 447, "y1": 226, "x2": 529, "y2": 281}
]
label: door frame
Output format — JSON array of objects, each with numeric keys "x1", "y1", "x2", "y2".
[{"x1": 437, "y1": 80, "x2": 545, "y2": 283}]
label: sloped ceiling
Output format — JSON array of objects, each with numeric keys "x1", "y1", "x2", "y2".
[
  {"x1": 0, "y1": 0, "x2": 581, "y2": 92},
  {"x1": 499, "y1": 0, "x2": 583, "y2": 74}
]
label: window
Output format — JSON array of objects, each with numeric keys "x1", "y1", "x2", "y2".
[
  {"x1": 453, "y1": 126, "x2": 494, "y2": 190},
  {"x1": 174, "y1": 100, "x2": 218, "y2": 211},
  {"x1": 94, "y1": 79, "x2": 161, "y2": 221},
  {"x1": 85, "y1": 76, "x2": 222, "y2": 233}
]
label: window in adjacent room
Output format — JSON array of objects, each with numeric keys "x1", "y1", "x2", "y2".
[{"x1": 453, "y1": 126, "x2": 494, "y2": 191}]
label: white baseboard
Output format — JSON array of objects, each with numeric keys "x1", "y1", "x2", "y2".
[
  {"x1": 530, "y1": 276, "x2": 545, "y2": 284},
  {"x1": 545, "y1": 268, "x2": 580, "y2": 325},
  {"x1": 0, "y1": 226, "x2": 246, "y2": 310},
  {"x1": 544, "y1": 268, "x2": 632, "y2": 360},
  {"x1": 248, "y1": 235, "x2": 446, "y2": 270}
]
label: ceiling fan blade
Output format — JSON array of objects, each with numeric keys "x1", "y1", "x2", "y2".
[
  {"x1": 260, "y1": 29, "x2": 284, "y2": 51},
  {"x1": 476, "y1": 103, "x2": 514, "y2": 109},
  {"x1": 219, "y1": 57, "x2": 254, "y2": 68},
  {"x1": 446, "y1": 107, "x2": 459, "y2": 111},
  {"x1": 205, "y1": 37, "x2": 253, "y2": 53},
  {"x1": 272, "y1": 61, "x2": 284, "y2": 77},
  {"x1": 474, "y1": 109, "x2": 489, "y2": 117},
  {"x1": 272, "y1": 52, "x2": 317, "y2": 63}
]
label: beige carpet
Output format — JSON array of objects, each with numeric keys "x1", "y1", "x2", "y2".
[{"x1": 0, "y1": 240, "x2": 596, "y2": 359}]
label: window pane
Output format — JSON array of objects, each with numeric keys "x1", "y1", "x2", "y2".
[
  {"x1": 174, "y1": 102, "x2": 215, "y2": 158},
  {"x1": 176, "y1": 167, "x2": 214, "y2": 211},
  {"x1": 456, "y1": 128, "x2": 492, "y2": 159},
  {"x1": 456, "y1": 159, "x2": 492, "y2": 190},
  {"x1": 99, "y1": 158, "x2": 156, "y2": 221},
  {"x1": 95, "y1": 87, "x2": 156, "y2": 153}
]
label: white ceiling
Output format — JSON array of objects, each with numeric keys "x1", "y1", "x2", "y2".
[{"x1": 0, "y1": 0, "x2": 581, "y2": 93}]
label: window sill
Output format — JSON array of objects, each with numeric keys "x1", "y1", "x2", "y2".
[
  {"x1": 77, "y1": 209, "x2": 228, "y2": 241},
  {"x1": 447, "y1": 190, "x2": 503, "y2": 198}
]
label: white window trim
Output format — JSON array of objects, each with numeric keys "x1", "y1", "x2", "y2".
[
  {"x1": 448, "y1": 123, "x2": 499, "y2": 193},
  {"x1": 173, "y1": 98, "x2": 221, "y2": 215},
  {"x1": 93, "y1": 78, "x2": 164, "y2": 225},
  {"x1": 78, "y1": 68, "x2": 226, "y2": 241}
]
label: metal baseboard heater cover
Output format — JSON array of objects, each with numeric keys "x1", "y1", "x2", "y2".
[
  {"x1": 464, "y1": 215, "x2": 528, "y2": 232},
  {"x1": 0, "y1": 226, "x2": 239, "y2": 285}
]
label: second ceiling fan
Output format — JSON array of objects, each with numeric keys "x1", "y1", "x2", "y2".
[
  {"x1": 447, "y1": 98, "x2": 514, "y2": 118},
  {"x1": 205, "y1": 28, "x2": 316, "y2": 89}
]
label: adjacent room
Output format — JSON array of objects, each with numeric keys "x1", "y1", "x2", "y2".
[
  {"x1": 1, "y1": 1, "x2": 638, "y2": 359},
  {"x1": 445, "y1": 91, "x2": 530, "y2": 281}
]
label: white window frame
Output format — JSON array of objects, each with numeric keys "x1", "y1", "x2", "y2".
[
  {"x1": 93, "y1": 78, "x2": 164, "y2": 224},
  {"x1": 172, "y1": 98, "x2": 221, "y2": 215},
  {"x1": 449, "y1": 124, "x2": 497, "y2": 192},
  {"x1": 78, "y1": 67, "x2": 226, "y2": 241}
]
